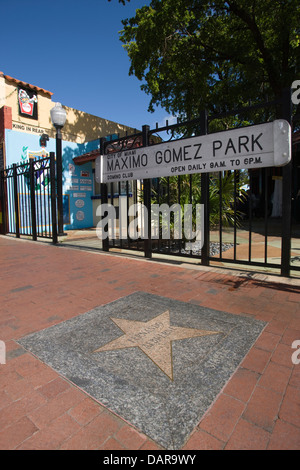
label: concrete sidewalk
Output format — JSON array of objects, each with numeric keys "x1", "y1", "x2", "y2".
[{"x1": 0, "y1": 235, "x2": 299, "y2": 450}]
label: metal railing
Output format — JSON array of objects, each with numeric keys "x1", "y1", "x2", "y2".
[
  {"x1": 0, "y1": 153, "x2": 58, "y2": 243},
  {"x1": 99, "y1": 89, "x2": 299, "y2": 276}
]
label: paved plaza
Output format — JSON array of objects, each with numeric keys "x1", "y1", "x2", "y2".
[{"x1": 0, "y1": 235, "x2": 299, "y2": 450}]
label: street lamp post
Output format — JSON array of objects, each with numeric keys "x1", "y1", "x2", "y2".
[{"x1": 50, "y1": 102, "x2": 67, "y2": 236}]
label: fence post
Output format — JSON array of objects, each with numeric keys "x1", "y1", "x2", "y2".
[
  {"x1": 100, "y1": 137, "x2": 109, "y2": 252},
  {"x1": 142, "y1": 125, "x2": 152, "y2": 259},
  {"x1": 50, "y1": 152, "x2": 58, "y2": 244},
  {"x1": 29, "y1": 159, "x2": 37, "y2": 241},
  {"x1": 0, "y1": 170, "x2": 6, "y2": 234},
  {"x1": 281, "y1": 87, "x2": 292, "y2": 277},
  {"x1": 13, "y1": 164, "x2": 20, "y2": 238},
  {"x1": 200, "y1": 110, "x2": 209, "y2": 265}
]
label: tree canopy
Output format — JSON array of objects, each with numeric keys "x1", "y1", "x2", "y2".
[{"x1": 117, "y1": 0, "x2": 299, "y2": 122}]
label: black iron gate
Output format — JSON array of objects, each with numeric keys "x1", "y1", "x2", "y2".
[
  {"x1": 99, "y1": 89, "x2": 300, "y2": 277},
  {"x1": 0, "y1": 152, "x2": 58, "y2": 243}
]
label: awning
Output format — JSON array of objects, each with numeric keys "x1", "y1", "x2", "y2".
[
  {"x1": 72, "y1": 136, "x2": 143, "y2": 166},
  {"x1": 73, "y1": 149, "x2": 100, "y2": 165}
]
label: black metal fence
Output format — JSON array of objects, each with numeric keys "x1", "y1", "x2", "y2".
[
  {"x1": 0, "y1": 152, "x2": 58, "y2": 243},
  {"x1": 1, "y1": 93, "x2": 298, "y2": 278},
  {"x1": 100, "y1": 89, "x2": 300, "y2": 277}
]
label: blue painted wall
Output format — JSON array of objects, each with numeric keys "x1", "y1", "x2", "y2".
[{"x1": 5, "y1": 129, "x2": 99, "y2": 230}]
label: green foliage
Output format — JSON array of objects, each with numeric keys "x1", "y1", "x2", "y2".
[
  {"x1": 119, "y1": 0, "x2": 299, "y2": 121},
  {"x1": 207, "y1": 171, "x2": 248, "y2": 227},
  {"x1": 140, "y1": 171, "x2": 249, "y2": 235}
]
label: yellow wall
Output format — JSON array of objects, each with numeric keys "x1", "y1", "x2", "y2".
[
  {"x1": 0, "y1": 73, "x2": 138, "y2": 143},
  {"x1": 62, "y1": 105, "x2": 138, "y2": 144}
]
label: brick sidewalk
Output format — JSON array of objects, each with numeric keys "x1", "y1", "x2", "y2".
[{"x1": 0, "y1": 235, "x2": 299, "y2": 450}]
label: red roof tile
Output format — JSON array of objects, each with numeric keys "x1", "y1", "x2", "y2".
[
  {"x1": 73, "y1": 136, "x2": 144, "y2": 165},
  {"x1": 73, "y1": 149, "x2": 100, "y2": 165},
  {"x1": 1, "y1": 72, "x2": 53, "y2": 97}
]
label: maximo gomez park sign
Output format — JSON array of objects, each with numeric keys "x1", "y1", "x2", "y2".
[{"x1": 97, "y1": 120, "x2": 291, "y2": 183}]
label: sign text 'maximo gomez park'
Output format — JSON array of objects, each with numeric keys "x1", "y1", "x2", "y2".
[{"x1": 98, "y1": 120, "x2": 291, "y2": 183}]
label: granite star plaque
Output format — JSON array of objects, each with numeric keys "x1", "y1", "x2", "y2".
[{"x1": 18, "y1": 292, "x2": 266, "y2": 449}]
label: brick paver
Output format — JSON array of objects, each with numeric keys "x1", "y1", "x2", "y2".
[{"x1": 0, "y1": 235, "x2": 299, "y2": 450}]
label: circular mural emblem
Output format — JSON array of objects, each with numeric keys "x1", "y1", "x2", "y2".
[
  {"x1": 76, "y1": 210, "x2": 85, "y2": 221},
  {"x1": 75, "y1": 199, "x2": 85, "y2": 208}
]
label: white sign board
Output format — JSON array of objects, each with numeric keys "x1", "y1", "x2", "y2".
[{"x1": 97, "y1": 120, "x2": 291, "y2": 183}]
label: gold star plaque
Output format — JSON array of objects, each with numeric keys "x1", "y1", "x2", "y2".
[{"x1": 93, "y1": 310, "x2": 220, "y2": 380}]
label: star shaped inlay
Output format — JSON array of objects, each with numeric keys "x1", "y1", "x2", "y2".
[{"x1": 93, "y1": 310, "x2": 221, "y2": 380}]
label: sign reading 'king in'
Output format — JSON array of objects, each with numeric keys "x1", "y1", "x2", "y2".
[{"x1": 97, "y1": 120, "x2": 291, "y2": 183}]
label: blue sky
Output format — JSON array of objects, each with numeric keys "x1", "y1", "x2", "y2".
[{"x1": 1, "y1": 0, "x2": 173, "y2": 132}]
